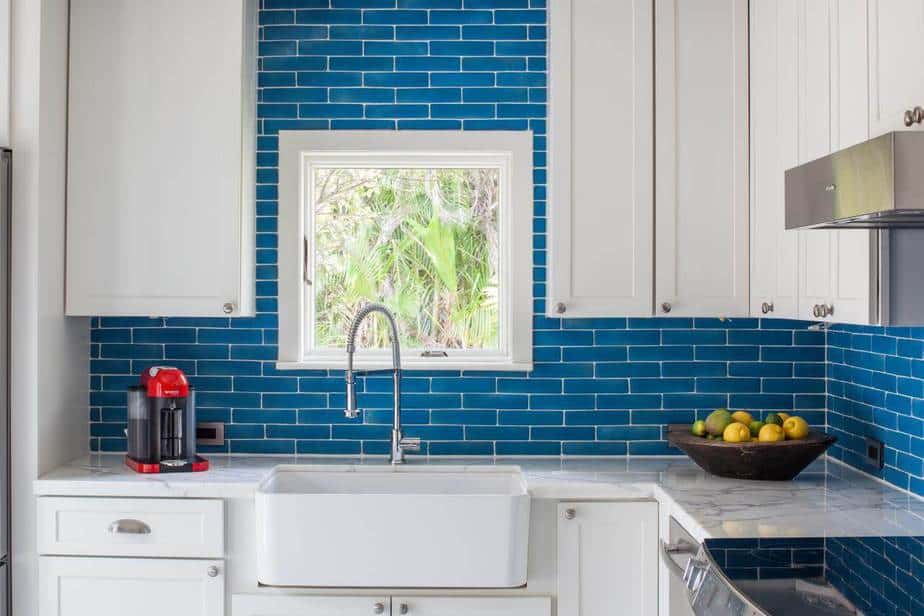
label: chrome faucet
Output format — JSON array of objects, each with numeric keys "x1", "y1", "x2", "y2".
[{"x1": 344, "y1": 303, "x2": 420, "y2": 464}]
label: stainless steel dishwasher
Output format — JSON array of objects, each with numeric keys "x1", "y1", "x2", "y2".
[
  {"x1": 663, "y1": 523, "x2": 862, "y2": 616},
  {"x1": 661, "y1": 517, "x2": 697, "y2": 616}
]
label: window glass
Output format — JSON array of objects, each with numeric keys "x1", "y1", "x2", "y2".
[{"x1": 311, "y1": 167, "x2": 501, "y2": 352}]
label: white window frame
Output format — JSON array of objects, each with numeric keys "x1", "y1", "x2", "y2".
[{"x1": 277, "y1": 131, "x2": 533, "y2": 371}]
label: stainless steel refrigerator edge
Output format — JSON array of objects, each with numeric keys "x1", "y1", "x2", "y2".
[{"x1": 0, "y1": 149, "x2": 11, "y2": 616}]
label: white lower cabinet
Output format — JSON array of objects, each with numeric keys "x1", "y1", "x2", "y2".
[
  {"x1": 40, "y1": 557, "x2": 224, "y2": 616},
  {"x1": 232, "y1": 595, "x2": 550, "y2": 616},
  {"x1": 557, "y1": 501, "x2": 659, "y2": 616}
]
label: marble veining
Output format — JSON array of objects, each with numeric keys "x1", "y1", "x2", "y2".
[{"x1": 35, "y1": 455, "x2": 924, "y2": 543}]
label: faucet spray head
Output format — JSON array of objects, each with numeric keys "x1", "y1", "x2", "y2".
[{"x1": 344, "y1": 371, "x2": 359, "y2": 418}]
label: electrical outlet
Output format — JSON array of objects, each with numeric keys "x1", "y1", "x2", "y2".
[
  {"x1": 197, "y1": 422, "x2": 225, "y2": 446},
  {"x1": 865, "y1": 437, "x2": 884, "y2": 470}
]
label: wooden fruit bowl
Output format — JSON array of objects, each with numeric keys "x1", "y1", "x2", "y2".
[{"x1": 666, "y1": 424, "x2": 837, "y2": 481}]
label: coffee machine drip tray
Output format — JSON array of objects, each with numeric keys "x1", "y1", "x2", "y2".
[{"x1": 125, "y1": 455, "x2": 209, "y2": 474}]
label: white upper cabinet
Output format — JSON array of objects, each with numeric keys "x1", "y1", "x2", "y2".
[
  {"x1": 751, "y1": 0, "x2": 878, "y2": 325},
  {"x1": 655, "y1": 0, "x2": 750, "y2": 317},
  {"x1": 796, "y1": 0, "x2": 838, "y2": 321},
  {"x1": 65, "y1": 0, "x2": 257, "y2": 317},
  {"x1": 549, "y1": 0, "x2": 748, "y2": 318},
  {"x1": 749, "y1": 0, "x2": 800, "y2": 319},
  {"x1": 548, "y1": 0, "x2": 654, "y2": 317},
  {"x1": 796, "y1": 0, "x2": 877, "y2": 325},
  {"x1": 826, "y1": 0, "x2": 878, "y2": 325},
  {"x1": 868, "y1": 0, "x2": 924, "y2": 135}
]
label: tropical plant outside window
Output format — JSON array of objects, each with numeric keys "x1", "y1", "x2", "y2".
[{"x1": 311, "y1": 167, "x2": 501, "y2": 354}]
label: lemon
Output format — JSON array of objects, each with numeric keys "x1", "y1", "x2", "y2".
[
  {"x1": 748, "y1": 420, "x2": 765, "y2": 436},
  {"x1": 764, "y1": 413, "x2": 783, "y2": 426},
  {"x1": 723, "y1": 422, "x2": 751, "y2": 443},
  {"x1": 691, "y1": 420, "x2": 707, "y2": 437},
  {"x1": 758, "y1": 423, "x2": 785, "y2": 442},
  {"x1": 776, "y1": 412, "x2": 791, "y2": 421},
  {"x1": 782, "y1": 416, "x2": 809, "y2": 440},
  {"x1": 731, "y1": 411, "x2": 754, "y2": 426}
]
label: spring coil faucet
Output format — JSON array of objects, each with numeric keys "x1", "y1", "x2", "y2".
[{"x1": 344, "y1": 303, "x2": 420, "y2": 464}]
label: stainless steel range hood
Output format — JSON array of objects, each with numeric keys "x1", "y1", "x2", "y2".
[{"x1": 785, "y1": 131, "x2": 924, "y2": 229}]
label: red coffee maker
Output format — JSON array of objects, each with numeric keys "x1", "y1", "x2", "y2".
[{"x1": 126, "y1": 366, "x2": 209, "y2": 473}]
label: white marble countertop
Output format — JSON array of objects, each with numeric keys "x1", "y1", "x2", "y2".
[{"x1": 34, "y1": 454, "x2": 924, "y2": 542}]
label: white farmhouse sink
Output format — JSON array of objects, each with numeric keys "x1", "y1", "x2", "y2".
[{"x1": 255, "y1": 465, "x2": 530, "y2": 588}]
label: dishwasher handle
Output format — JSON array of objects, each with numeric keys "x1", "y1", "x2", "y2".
[{"x1": 660, "y1": 538, "x2": 697, "y2": 579}]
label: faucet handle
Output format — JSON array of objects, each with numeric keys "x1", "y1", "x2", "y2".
[{"x1": 399, "y1": 437, "x2": 421, "y2": 453}]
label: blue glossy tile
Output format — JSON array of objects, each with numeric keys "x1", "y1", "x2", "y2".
[
  {"x1": 596, "y1": 363, "x2": 660, "y2": 378},
  {"x1": 495, "y1": 441, "x2": 560, "y2": 455},
  {"x1": 628, "y1": 346, "x2": 694, "y2": 362},
  {"x1": 531, "y1": 426, "x2": 594, "y2": 441},
  {"x1": 564, "y1": 411, "x2": 629, "y2": 426},
  {"x1": 562, "y1": 441, "x2": 627, "y2": 456},
  {"x1": 663, "y1": 394, "x2": 728, "y2": 409},
  {"x1": 430, "y1": 441, "x2": 494, "y2": 455},
  {"x1": 297, "y1": 440, "x2": 363, "y2": 455},
  {"x1": 661, "y1": 362, "x2": 726, "y2": 377}
]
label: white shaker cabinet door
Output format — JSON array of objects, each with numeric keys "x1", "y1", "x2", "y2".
[
  {"x1": 796, "y1": 0, "x2": 837, "y2": 322},
  {"x1": 548, "y1": 0, "x2": 654, "y2": 317},
  {"x1": 655, "y1": 0, "x2": 750, "y2": 318},
  {"x1": 749, "y1": 0, "x2": 800, "y2": 319},
  {"x1": 797, "y1": 0, "x2": 877, "y2": 325},
  {"x1": 829, "y1": 0, "x2": 879, "y2": 325},
  {"x1": 66, "y1": 0, "x2": 256, "y2": 317},
  {"x1": 868, "y1": 0, "x2": 924, "y2": 136},
  {"x1": 40, "y1": 557, "x2": 224, "y2": 616},
  {"x1": 557, "y1": 501, "x2": 658, "y2": 616}
]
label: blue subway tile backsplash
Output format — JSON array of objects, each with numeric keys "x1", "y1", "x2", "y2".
[
  {"x1": 85, "y1": 0, "x2": 924, "y2": 499},
  {"x1": 827, "y1": 324, "x2": 924, "y2": 496}
]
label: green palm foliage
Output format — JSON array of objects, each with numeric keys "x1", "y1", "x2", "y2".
[{"x1": 313, "y1": 167, "x2": 500, "y2": 351}]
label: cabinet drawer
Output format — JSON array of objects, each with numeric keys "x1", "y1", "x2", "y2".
[{"x1": 37, "y1": 497, "x2": 223, "y2": 557}]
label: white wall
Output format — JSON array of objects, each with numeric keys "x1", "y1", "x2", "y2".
[{"x1": 10, "y1": 1, "x2": 89, "y2": 614}]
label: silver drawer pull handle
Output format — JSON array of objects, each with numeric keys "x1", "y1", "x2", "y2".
[
  {"x1": 660, "y1": 539, "x2": 697, "y2": 579},
  {"x1": 108, "y1": 519, "x2": 151, "y2": 535}
]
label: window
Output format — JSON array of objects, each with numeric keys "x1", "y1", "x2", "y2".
[{"x1": 278, "y1": 131, "x2": 533, "y2": 371}]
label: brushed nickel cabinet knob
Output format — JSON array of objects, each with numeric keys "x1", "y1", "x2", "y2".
[
  {"x1": 222, "y1": 302, "x2": 235, "y2": 314},
  {"x1": 555, "y1": 302, "x2": 566, "y2": 314},
  {"x1": 905, "y1": 106, "x2": 924, "y2": 126},
  {"x1": 761, "y1": 301, "x2": 774, "y2": 315},
  {"x1": 207, "y1": 565, "x2": 219, "y2": 578},
  {"x1": 564, "y1": 508, "x2": 576, "y2": 520},
  {"x1": 373, "y1": 603, "x2": 385, "y2": 614},
  {"x1": 661, "y1": 302, "x2": 672, "y2": 314}
]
